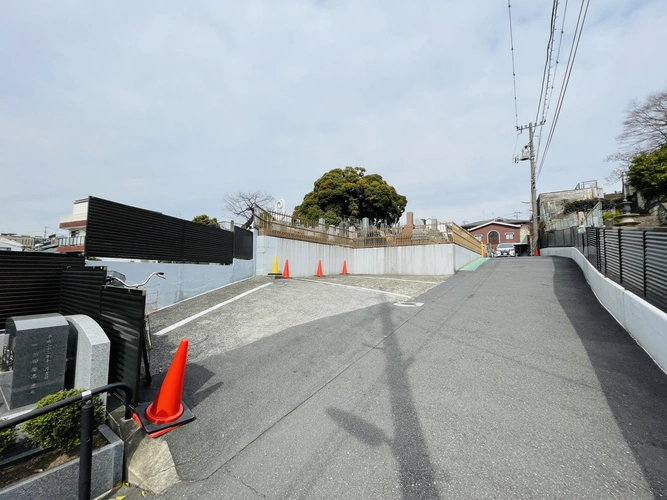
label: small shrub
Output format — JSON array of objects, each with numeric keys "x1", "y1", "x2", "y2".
[
  {"x1": 0, "y1": 426, "x2": 17, "y2": 454},
  {"x1": 23, "y1": 389, "x2": 105, "y2": 451}
]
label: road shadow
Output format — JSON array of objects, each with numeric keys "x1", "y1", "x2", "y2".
[
  {"x1": 552, "y1": 257, "x2": 667, "y2": 498},
  {"x1": 327, "y1": 304, "x2": 441, "y2": 500}
]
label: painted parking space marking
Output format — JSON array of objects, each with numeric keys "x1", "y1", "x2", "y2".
[
  {"x1": 357, "y1": 277, "x2": 438, "y2": 284},
  {"x1": 296, "y1": 278, "x2": 412, "y2": 298},
  {"x1": 154, "y1": 283, "x2": 272, "y2": 336}
]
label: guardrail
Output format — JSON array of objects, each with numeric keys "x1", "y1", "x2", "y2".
[{"x1": 0, "y1": 383, "x2": 133, "y2": 500}]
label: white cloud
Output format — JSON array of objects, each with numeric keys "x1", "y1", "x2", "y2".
[{"x1": 1, "y1": 0, "x2": 666, "y2": 233}]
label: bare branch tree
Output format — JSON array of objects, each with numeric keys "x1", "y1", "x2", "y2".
[
  {"x1": 223, "y1": 190, "x2": 275, "y2": 226},
  {"x1": 605, "y1": 88, "x2": 667, "y2": 185},
  {"x1": 617, "y1": 90, "x2": 667, "y2": 151}
]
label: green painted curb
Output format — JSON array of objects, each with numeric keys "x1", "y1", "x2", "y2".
[{"x1": 458, "y1": 258, "x2": 490, "y2": 271}]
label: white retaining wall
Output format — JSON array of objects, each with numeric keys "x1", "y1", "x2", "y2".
[
  {"x1": 256, "y1": 235, "x2": 480, "y2": 277},
  {"x1": 542, "y1": 247, "x2": 667, "y2": 374},
  {"x1": 87, "y1": 259, "x2": 255, "y2": 311}
]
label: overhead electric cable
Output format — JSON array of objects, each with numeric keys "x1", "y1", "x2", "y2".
[{"x1": 537, "y1": 0, "x2": 590, "y2": 179}]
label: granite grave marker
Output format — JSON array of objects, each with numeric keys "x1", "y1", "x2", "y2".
[{"x1": 0, "y1": 313, "x2": 69, "y2": 409}]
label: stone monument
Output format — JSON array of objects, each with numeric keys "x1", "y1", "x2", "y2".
[
  {"x1": 0, "y1": 313, "x2": 69, "y2": 411},
  {"x1": 66, "y1": 314, "x2": 111, "y2": 407}
]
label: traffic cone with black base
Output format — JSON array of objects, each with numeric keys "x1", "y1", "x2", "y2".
[
  {"x1": 282, "y1": 259, "x2": 291, "y2": 279},
  {"x1": 134, "y1": 339, "x2": 195, "y2": 438}
]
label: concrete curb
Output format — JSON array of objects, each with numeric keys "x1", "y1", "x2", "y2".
[{"x1": 108, "y1": 407, "x2": 179, "y2": 495}]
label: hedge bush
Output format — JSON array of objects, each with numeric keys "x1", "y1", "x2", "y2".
[
  {"x1": 23, "y1": 389, "x2": 105, "y2": 451},
  {"x1": 0, "y1": 426, "x2": 17, "y2": 454}
]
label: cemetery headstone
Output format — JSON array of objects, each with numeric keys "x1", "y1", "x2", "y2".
[
  {"x1": 66, "y1": 315, "x2": 110, "y2": 407},
  {"x1": 0, "y1": 313, "x2": 69, "y2": 410}
]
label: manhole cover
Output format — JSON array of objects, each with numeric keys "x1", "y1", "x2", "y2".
[{"x1": 395, "y1": 301, "x2": 424, "y2": 307}]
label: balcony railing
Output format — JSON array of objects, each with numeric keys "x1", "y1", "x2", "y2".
[{"x1": 58, "y1": 236, "x2": 86, "y2": 247}]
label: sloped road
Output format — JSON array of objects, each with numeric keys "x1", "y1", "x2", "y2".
[{"x1": 119, "y1": 257, "x2": 667, "y2": 499}]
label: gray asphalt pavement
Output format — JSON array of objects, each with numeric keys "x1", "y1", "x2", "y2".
[{"x1": 114, "y1": 257, "x2": 667, "y2": 499}]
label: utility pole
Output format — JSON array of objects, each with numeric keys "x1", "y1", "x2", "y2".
[{"x1": 516, "y1": 121, "x2": 543, "y2": 256}]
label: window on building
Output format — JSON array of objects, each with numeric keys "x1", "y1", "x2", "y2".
[
  {"x1": 474, "y1": 234, "x2": 483, "y2": 242},
  {"x1": 505, "y1": 232, "x2": 515, "y2": 240},
  {"x1": 488, "y1": 230, "x2": 499, "y2": 245}
]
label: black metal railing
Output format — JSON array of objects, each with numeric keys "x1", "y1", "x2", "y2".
[
  {"x1": 0, "y1": 383, "x2": 133, "y2": 500},
  {"x1": 541, "y1": 226, "x2": 667, "y2": 314}
]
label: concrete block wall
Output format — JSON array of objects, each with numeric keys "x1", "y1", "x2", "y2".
[
  {"x1": 257, "y1": 235, "x2": 480, "y2": 277},
  {"x1": 542, "y1": 247, "x2": 667, "y2": 374}
]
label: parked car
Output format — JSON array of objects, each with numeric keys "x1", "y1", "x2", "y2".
[{"x1": 495, "y1": 243, "x2": 516, "y2": 257}]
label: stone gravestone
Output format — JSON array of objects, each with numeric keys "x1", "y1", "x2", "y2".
[
  {"x1": 0, "y1": 313, "x2": 69, "y2": 410},
  {"x1": 66, "y1": 315, "x2": 110, "y2": 407}
]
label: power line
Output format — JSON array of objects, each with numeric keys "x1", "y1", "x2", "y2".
[
  {"x1": 535, "y1": 0, "x2": 569, "y2": 165},
  {"x1": 507, "y1": 1, "x2": 520, "y2": 130},
  {"x1": 537, "y1": 0, "x2": 590, "y2": 179},
  {"x1": 534, "y1": 0, "x2": 559, "y2": 126}
]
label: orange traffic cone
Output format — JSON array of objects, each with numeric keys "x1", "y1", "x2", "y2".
[
  {"x1": 282, "y1": 259, "x2": 291, "y2": 279},
  {"x1": 534, "y1": 247, "x2": 540, "y2": 257},
  {"x1": 134, "y1": 339, "x2": 195, "y2": 437},
  {"x1": 315, "y1": 260, "x2": 325, "y2": 277},
  {"x1": 341, "y1": 260, "x2": 349, "y2": 275}
]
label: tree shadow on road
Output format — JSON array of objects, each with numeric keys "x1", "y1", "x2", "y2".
[{"x1": 552, "y1": 257, "x2": 667, "y2": 497}]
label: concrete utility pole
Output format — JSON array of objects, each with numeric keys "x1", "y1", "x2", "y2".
[{"x1": 517, "y1": 121, "x2": 543, "y2": 256}]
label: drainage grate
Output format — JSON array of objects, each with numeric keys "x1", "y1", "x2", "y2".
[{"x1": 395, "y1": 301, "x2": 424, "y2": 307}]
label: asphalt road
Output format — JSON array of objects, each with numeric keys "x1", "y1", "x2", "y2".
[{"x1": 116, "y1": 257, "x2": 667, "y2": 499}]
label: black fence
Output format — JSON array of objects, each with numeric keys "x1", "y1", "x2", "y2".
[
  {"x1": 542, "y1": 226, "x2": 667, "y2": 314},
  {"x1": 98, "y1": 287, "x2": 146, "y2": 405},
  {"x1": 0, "y1": 252, "x2": 146, "y2": 405},
  {"x1": 234, "y1": 226, "x2": 253, "y2": 260},
  {"x1": 85, "y1": 196, "x2": 235, "y2": 264},
  {"x1": 0, "y1": 252, "x2": 85, "y2": 330}
]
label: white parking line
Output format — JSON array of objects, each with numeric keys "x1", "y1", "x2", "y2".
[
  {"x1": 153, "y1": 283, "x2": 272, "y2": 336},
  {"x1": 295, "y1": 278, "x2": 412, "y2": 298},
  {"x1": 359, "y1": 277, "x2": 438, "y2": 284}
]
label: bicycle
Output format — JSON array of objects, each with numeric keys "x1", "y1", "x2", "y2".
[{"x1": 106, "y1": 270, "x2": 165, "y2": 385}]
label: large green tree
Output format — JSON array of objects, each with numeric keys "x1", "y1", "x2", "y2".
[
  {"x1": 293, "y1": 167, "x2": 407, "y2": 225},
  {"x1": 627, "y1": 145, "x2": 667, "y2": 199}
]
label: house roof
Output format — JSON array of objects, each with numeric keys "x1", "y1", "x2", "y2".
[
  {"x1": 0, "y1": 237, "x2": 24, "y2": 249},
  {"x1": 460, "y1": 218, "x2": 530, "y2": 231}
]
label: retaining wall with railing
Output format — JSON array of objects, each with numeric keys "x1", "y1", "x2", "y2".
[{"x1": 541, "y1": 226, "x2": 667, "y2": 374}]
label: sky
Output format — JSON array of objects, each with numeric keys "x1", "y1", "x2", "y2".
[{"x1": 2, "y1": 0, "x2": 667, "y2": 235}]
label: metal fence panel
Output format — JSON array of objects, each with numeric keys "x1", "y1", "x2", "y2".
[
  {"x1": 645, "y1": 231, "x2": 667, "y2": 312},
  {"x1": 598, "y1": 229, "x2": 606, "y2": 274},
  {"x1": 85, "y1": 196, "x2": 232, "y2": 264},
  {"x1": 563, "y1": 229, "x2": 572, "y2": 247},
  {"x1": 586, "y1": 228, "x2": 598, "y2": 269},
  {"x1": 605, "y1": 229, "x2": 621, "y2": 284},
  {"x1": 98, "y1": 287, "x2": 146, "y2": 406},
  {"x1": 182, "y1": 223, "x2": 233, "y2": 265},
  {"x1": 60, "y1": 266, "x2": 107, "y2": 319},
  {"x1": 619, "y1": 230, "x2": 644, "y2": 297},
  {"x1": 0, "y1": 252, "x2": 85, "y2": 330},
  {"x1": 234, "y1": 226, "x2": 253, "y2": 260},
  {"x1": 86, "y1": 197, "x2": 184, "y2": 262}
]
